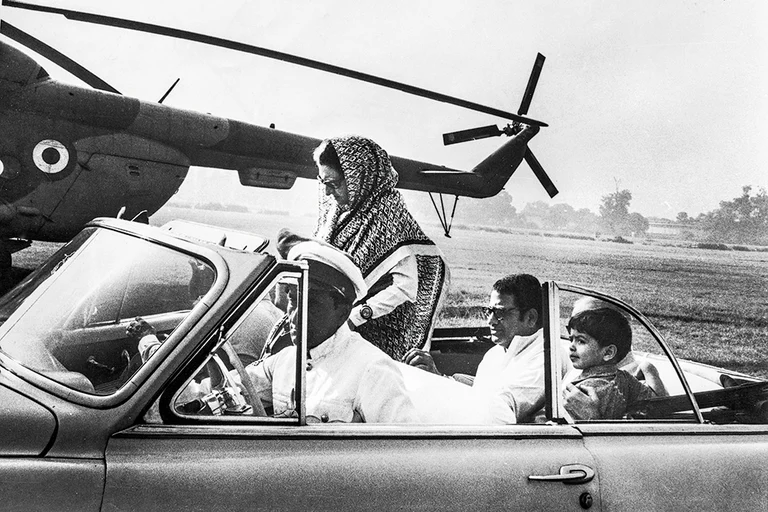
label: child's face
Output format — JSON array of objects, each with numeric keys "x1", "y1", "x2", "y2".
[{"x1": 568, "y1": 328, "x2": 612, "y2": 370}]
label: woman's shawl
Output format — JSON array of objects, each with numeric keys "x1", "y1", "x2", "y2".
[{"x1": 315, "y1": 135, "x2": 448, "y2": 360}]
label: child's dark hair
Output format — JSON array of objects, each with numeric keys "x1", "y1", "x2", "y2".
[{"x1": 567, "y1": 307, "x2": 632, "y2": 363}]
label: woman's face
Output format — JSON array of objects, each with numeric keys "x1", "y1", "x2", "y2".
[{"x1": 318, "y1": 164, "x2": 349, "y2": 206}]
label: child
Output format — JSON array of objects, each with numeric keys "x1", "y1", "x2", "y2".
[
  {"x1": 570, "y1": 297, "x2": 668, "y2": 396},
  {"x1": 564, "y1": 307, "x2": 654, "y2": 420}
]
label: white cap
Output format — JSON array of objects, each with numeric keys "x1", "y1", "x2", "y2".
[{"x1": 277, "y1": 229, "x2": 367, "y2": 303}]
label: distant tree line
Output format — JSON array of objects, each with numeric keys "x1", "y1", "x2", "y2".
[
  {"x1": 411, "y1": 185, "x2": 767, "y2": 245},
  {"x1": 427, "y1": 188, "x2": 648, "y2": 237},
  {"x1": 676, "y1": 186, "x2": 768, "y2": 245}
]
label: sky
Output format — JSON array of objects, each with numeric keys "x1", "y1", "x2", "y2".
[{"x1": 2, "y1": 0, "x2": 767, "y2": 220}]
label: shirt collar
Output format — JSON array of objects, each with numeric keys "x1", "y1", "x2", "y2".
[
  {"x1": 576, "y1": 363, "x2": 619, "y2": 380},
  {"x1": 506, "y1": 328, "x2": 543, "y2": 356},
  {"x1": 307, "y1": 322, "x2": 350, "y2": 361}
]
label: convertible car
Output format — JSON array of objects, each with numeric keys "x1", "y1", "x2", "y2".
[{"x1": 0, "y1": 218, "x2": 765, "y2": 511}]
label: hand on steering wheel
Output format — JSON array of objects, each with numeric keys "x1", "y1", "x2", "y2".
[
  {"x1": 126, "y1": 317, "x2": 156, "y2": 340},
  {"x1": 222, "y1": 341, "x2": 267, "y2": 417}
]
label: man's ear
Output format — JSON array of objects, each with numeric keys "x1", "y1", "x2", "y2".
[
  {"x1": 334, "y1": 299, "x2": 354, "y2": 326},
  {"x1": 602, "y1": 344, "x2": 618, "y2": 362},
  {"x1": 523, "y1": 308, "x2": 539, "y2": 329}
]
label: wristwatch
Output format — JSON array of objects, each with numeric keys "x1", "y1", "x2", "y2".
[{"x1": 360, "y1": 304, "x2": 373, "y2": 320}]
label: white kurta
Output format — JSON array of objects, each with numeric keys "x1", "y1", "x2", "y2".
[
  {"x1": 472, "y1": 329, "x2": 572, "y2": 424},
  {"x1": 246, "y1": 324, "x2": 419, "y2": 423}
]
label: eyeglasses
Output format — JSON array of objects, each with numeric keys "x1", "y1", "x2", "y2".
[
  {"x1": 317, "y1": 176, "x2": 344, "y2": 190},
  {"x1": 481, "y1": 306, "x2": 520, "y2": 321}
]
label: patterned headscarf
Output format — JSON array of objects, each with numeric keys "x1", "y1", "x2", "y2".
[
  {"x1": 315, "y1": 136, "x2": 432, "y2": 275},
  {"x1": 315, "y1": 135, "x2": 447, "y2": 359}
]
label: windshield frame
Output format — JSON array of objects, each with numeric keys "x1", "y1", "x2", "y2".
[{"x1": 0, "y1": 219, "x2": 232, "y2": 409}]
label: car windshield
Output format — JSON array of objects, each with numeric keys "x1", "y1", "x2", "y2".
[{"x1": 0, "y1": 227, "x2": 215, "y2": 394}]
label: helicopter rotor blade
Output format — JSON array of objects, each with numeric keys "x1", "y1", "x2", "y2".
[
  {"x1": 518, "y1": 53, "x2": 545, "y2": 116},
  {"x1": 0, "y1": 21, "x2": 120, "y2": 93},
  {"x1": 443, "y1": 125, "x2": 502, "y2": 146},
  {"x1": 524, "y1": 148, "x2": 558, "y2": 198},
  {"x1": 4, "y1": 0, "x2": 548, "y2": 127},
  {"x1": 158, "y1": 77, "x2": 180, "y2": 104},
  {"x1": 442, "y1": 52, "x2": 547, "y2": 146}
]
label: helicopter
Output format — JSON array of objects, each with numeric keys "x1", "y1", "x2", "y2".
[{"x1": 0, "y1": 0, "x2": 557, "y2": 269}]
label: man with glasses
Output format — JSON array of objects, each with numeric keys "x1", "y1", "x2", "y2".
[{"x1": 404, "y1": 274, "x2": 571, "y2": 423}]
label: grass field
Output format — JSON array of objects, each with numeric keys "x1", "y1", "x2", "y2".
[
  {"x1": 435, "y1": 224, "x2": 768, "y2": 379},
  {"x1": 12, "y1": 206, "x2": 768, "y2": 379}
]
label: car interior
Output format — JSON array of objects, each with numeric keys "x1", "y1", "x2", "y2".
[{"x1": 166, "y1": 276, "x2": 768, "y2": 426}]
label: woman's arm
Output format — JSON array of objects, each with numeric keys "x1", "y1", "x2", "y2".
[{"x1": 348, "y1": 253, "x2": 418, "y2": 327}]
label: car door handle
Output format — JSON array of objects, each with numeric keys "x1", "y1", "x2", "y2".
[{"x1": 528, "y1": 464, "x2": 595, "y2": 485}]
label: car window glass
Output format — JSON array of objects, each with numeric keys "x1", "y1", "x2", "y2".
[
  {"x1": 121, "y1": 258, "x2": 214, "y2": 320},
  {"x1": 172, "y1": 274, "x2": 300, "y2": 421},
  {"x1": 0, "y1": 228, "x2": 215, "y2": 395},
  {"x1": 557, "y1": 289, "x2": 694, "y2": 422}
]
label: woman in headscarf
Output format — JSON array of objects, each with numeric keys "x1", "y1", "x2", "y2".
[{"x1": 313, "y1": 135, "x2": 449, "y2": 361}]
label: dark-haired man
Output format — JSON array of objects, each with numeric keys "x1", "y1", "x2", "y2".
[{"x1": 404, "y1": 273, "x2": 571, "y2": 423}]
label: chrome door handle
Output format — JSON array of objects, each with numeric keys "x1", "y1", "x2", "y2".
[{"x1": 528, "y1": 464, "x2": 595, "y2": 485}]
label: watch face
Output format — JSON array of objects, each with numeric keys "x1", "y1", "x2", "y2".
[{"x1": 361, "y1": 304, "x2": 373, "y2": 320}]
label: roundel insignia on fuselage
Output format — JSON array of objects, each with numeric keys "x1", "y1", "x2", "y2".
[{"x1": 32, "y1": 139, "x2": 71, "y2": 174}]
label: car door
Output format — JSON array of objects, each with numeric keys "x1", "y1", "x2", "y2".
[
  {"x1": 545, "y1": 282, "x2": 768, "y2": 512},
  {"x1": 102, "y1": 271, "x2": 602, "y2": 511}
]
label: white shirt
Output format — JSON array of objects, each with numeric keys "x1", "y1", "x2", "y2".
[
  {"x1": 246, "y1": 324, "x2": 419, "y2": 423},
  {"x1": 347, "y1": 244, "x2": 450, "y2": 351},
  {"x1": 472, "y1": 329, "x2": 572, "y2": 424},
  {"x1": 348, "y1": 249, "x2": 418, "y2": 327}
]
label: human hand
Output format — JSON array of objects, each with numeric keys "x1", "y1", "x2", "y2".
[
  {"x1": 126, "y1": 317, "x2": 156, "y2": 339},
  {"x1": 401, "y1": 348, "x2": 440, "y2": 375},
  {"x1": 563, "y1": 382, "x2": 600, "y2": 420}
]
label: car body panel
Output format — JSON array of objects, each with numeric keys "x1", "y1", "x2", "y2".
[
  {"x1": 0, "y1": 458, "x2": 104, "y2": 511},
  {"x1": 0, "y1": 382, "x2": 56, "y2": 455},
  {"x1": 104, "y1": 425, "x2": 600, "y2": 512},
  {"x1": 577, "y1": 425, "x2": 768, "y2": 512}
]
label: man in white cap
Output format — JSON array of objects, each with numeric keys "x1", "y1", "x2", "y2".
[{"x1": 243, "y1": 228, "x2": 419, "y2": 423}]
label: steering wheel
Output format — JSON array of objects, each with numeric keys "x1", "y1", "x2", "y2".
[
  {"x1": 176, "y1": 344, "x2": 268, "y2": 417},
  {"x1": 222, "y1": 341, "x2": 267, "y2": 417},
  {"x1": 258, "y1": 314, "x2": 294, "y2": 361}
]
